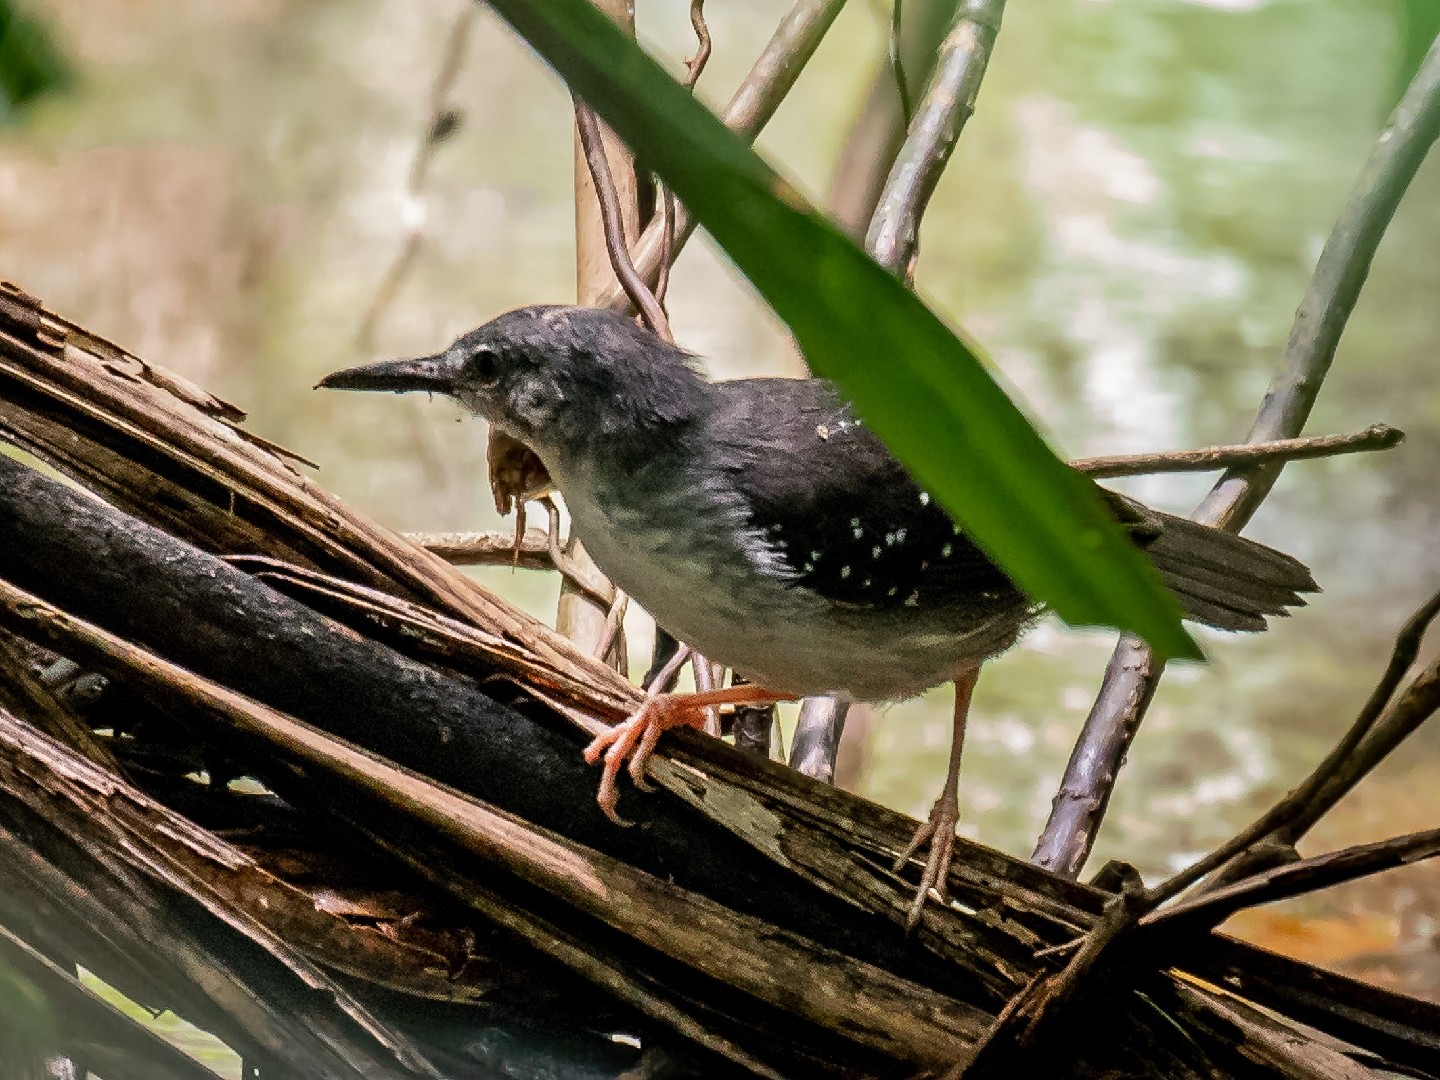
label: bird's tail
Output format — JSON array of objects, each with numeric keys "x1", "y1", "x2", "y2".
[{"x1": 1145, "y1": 513, "x2": 1318, "y2": 632}]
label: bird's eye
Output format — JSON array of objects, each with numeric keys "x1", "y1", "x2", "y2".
[{"x1": 470, "y1": 349, "x2": 499, "y2": 385}]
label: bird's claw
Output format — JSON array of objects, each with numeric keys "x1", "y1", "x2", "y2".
[
  {"x1": 894, "y1": 794, "x2": 959, "y2": 932},
  {"x1": 584, "y1": 694, "x2": 701, "y2": 823}
]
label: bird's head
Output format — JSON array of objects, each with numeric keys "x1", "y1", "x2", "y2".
[{"x1": 317, "y1": 305, "x2": 704, "y2": 465}]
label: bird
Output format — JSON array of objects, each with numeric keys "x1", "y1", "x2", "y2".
[{"x1": 319, "y1": 304, "x2": 1317, "y2": 926}]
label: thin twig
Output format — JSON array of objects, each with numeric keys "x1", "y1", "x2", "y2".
[
  {"x1": 539, "y1": 495, "x2": 616, "y2": 605},
  {"x1": 1143, "y1": 827, "x2": 1440, "y2": 939},
  {"x1": 355, "y1": 9, "x2": 476, "y2": 352},
  {"x1": 654, "y1": 0, "x2": 712, "y2": 309},
  {"x1": 596, "y1": 0, "x2": 848, "y2": 310},
  {"x1": 574, "y1": 99, "x2": 673, "y2": 340},
  {"x1": 888, "y1": 0, "x2": 914, "y2": 131},
  {"x1": 866, "y1": 0, "x2": 1007, "y2": 277},
  {"x1": 686, "y1": 0, "x2": 712, "y2": 85},
  {"x1": 407, "y1": 528, "x2": 551, "y2": 569},
  {"x1": 595, "y1": 590, "x2": 629, "y2": 661},
  {"x1": 1069, "y1": 424, "x2": 1403, "y2": 479},
  {"x1": 1134, "y1": 587, "x2": 1440, "y2": 910},
  {"x1": 1032, "y1": 31, "x2": 1440, "y2": 880}
]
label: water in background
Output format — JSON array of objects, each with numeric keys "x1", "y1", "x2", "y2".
[{"x1": 6, "y1": 0, "x2": 1439, "y2": 1019}]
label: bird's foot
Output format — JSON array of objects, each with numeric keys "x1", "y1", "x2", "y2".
[
  {"x1": 583, "y1": 693, "x2": 707, "y2": 825},
  {"x1": 893, "y1": 792, "x2": 960, "y2": 932}
]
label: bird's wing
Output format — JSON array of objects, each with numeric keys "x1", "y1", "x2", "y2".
[
  {"x1": 707, "y1": 378, "x2": 1316, "y2": 630},
  {"x1": 707, "y1": 378, "x2": 1024, "y2": 614}
]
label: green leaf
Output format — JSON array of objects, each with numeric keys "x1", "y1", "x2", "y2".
[
  {"x1": 480, "y1": 0, "x2": 1200, "y2": 660},
  {"x1": 0, "y1": 0, "x2": 70, "y2": 126}
]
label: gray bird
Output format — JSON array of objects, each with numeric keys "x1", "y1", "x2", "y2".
[{"x1": 320, "y1": 305, "x2": 1316, "y2": 923}]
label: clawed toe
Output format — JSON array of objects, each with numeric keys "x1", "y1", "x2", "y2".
[{"x1": 895, "y1": 796, "x2": 959, "y2": 932}]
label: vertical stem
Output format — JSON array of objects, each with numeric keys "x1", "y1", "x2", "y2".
[{"x1": 559, "y1": 0, "x2": 638, "y2": 665}]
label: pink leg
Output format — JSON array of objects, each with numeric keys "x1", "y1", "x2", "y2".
[
  {"x1": 584, "y1": 684, "x2": 798, "y2": 824},
  {"x1": 894, "y1": 663, "x2": 980, "y2": 931}
]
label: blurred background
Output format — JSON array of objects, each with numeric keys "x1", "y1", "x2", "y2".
[{"x1": 4, "y1": 0, "x2": 1439, "y2": 1034}]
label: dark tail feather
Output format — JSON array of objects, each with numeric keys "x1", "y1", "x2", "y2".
[{"x1": 1144, "y1": 512, "x2": 1318, "y2": 633}]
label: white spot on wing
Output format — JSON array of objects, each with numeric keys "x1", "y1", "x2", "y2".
[
  {"x1": 840, "y1": 565, "x2": 851, "y2": 579},
  {"x1": 919, "y1": 491, "x2": 930, "y2": 506}
]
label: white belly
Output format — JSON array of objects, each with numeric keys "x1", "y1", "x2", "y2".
[{"x1": 552, "y1": 464, "x2": 1009, "y2": 700}]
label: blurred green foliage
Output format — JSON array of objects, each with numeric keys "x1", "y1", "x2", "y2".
[
  {"x1": 1395, "y1": 0, "x2": 1440, "y2": 107},
  {"x1": 0, "y1": 0, "x2": 69, "y2": 127},
  {"x1": 0, "y1": 955, "x2": 56, "y2": 1072},
  {"x1": 482, "y1": 0, "x2": 1200, "y2": 660}
]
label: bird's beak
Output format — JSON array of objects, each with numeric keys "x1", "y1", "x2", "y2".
[{"x1": 315, "y1": 352, "x2": 461, "y2": 395}]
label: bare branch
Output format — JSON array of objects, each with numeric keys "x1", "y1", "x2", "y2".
[
  {"x1": 1171, "y1": 588, "x2": 1440, "y2": 895},
  {"x1": 355, "y1": 9, "x2": 476, "y2": 352},
  {"x1": 596, "y1": 0, "x2": 848, "y2": 310},
  {"x1": 1144, "y1": 827, "x2": 1440, "y2": 939},
  {"x1": 1070, "y1": 423, "x2": 1403, "y2": 479},
  {"x1": 407, "y1": 528, "x2": 551, "y2": 569},
  {"x1": 1033, "y1": 32, "x2": 1440, "y2": 879},
  {"x1": 866, "y1": 0, "x2": 1007, "y2": 276},
  {"x1": 574, "y1": 99, "x2": 673, "y2": 341},
  {"x1": 686, "y1": 0, "x2": 712, "y2": 85}
]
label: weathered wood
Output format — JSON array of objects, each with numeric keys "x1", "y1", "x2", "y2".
[
  {"x1": 0, "y1": 293, "x2": 638, "y2": 720},
  {"x1": 0, "y1": 453, "x2": 995, "y2": 1001},
  {"x1": 0, "y1": 710, "x2": 440, "y2": 1080},
  {"x1": 0, "y1": 575, "x2": 992, "y2": 1075}
]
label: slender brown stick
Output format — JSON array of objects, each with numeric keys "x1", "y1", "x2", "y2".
[
  {"x1": 686, "y1": 0, "x2": 712, "y2": 84},
  {"x1": 1070, "y1": 424, "x2": 1403, "y2": 479},
  {"x1": 574, "y1": 100, "x2": 673, "y2": 341},
  {"x1": 595, "y1": 590, "x2": 629, "y2": 661},
  {"x1": 1144, "y1": 827, "x2": 1440, "y2": 938},
  {"x1": 407, "y1": 528, "x2": 552, "y2": 569},
  {"x1": 866, "y1": 0, "x2": 1007, "y2": 277},
  {"x1": 355, "y1": 9, "x2": 476, "y2": 351},
  {"x1": 1141, "y1": 587, "x2": 1440, "y2": 904},
  {"x1": 1033, "y1": 31, "x2": 1440, "y2": 879},
  {"x1": 596, "y1": 0, "x2": 848, "y2": 310},
  {"x1": 653, "y1": 0, "x2": 712, "y2": 308},
  {"x1": 537, "y1": 495, "x2": 615, "y2": 605}
]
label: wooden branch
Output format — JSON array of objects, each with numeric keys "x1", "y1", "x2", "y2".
[
  {"x1": 1147, "y1": 587, "x2": 1440, "y2": 901},
  {"x1": 0, "y1": 578, "x2": 998, "y2": 1075},
  {"x1": 829, "y1": 0, "x2": 961, "y2": 238},
  {"x1": 0, "y1": 708, "x2": 440, "y2": 1080},
  {"x1": 0, "y1": 625, "x2": 121, "y2": 773},
  {"x1": 354, "y1": 8, "x2": 476, "y2": 353},
  {"x1": 4, "y1": 289, "x2": 1433, "y2": 1075},
  {"x1": 866, "y1": 0, "x2": 1007, "y2": 276},
  {"x1": 1032, "y1": 32, "x2": 1440, "y2": 878},
  {"x1": 1142, "y1": 828, "x2": 1440, "y2": 942},
  {"x1": 574, "y1": 98, "x2": 672, "y2": 340},
  {"x1": 0, "y1": 283, "x2": 639, "y2": 722},
  {"x1": 1070, "y1": 424, "x2": 1403, "y2": 479},
  {"x1": 406, "y1": 527, "x2": 552, "y2": 569},
  {"x1": 1180, "y1": 936, "x2": 1440, "y2": 1077},
  {"x1": 595, "y1": 0, "x2": 847, "y2": 310}
]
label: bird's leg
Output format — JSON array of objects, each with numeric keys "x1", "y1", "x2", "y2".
[
  {"x1": 894, "y1": 663, "x2": 981, "y2": 931},
  {"x1": 584, "y1": 683, "x2": 798, "y2": 824}
]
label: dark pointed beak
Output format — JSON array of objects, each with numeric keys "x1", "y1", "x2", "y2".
[{"x1": 315, "y1": 352, "x2": 461, "y2": 395}]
